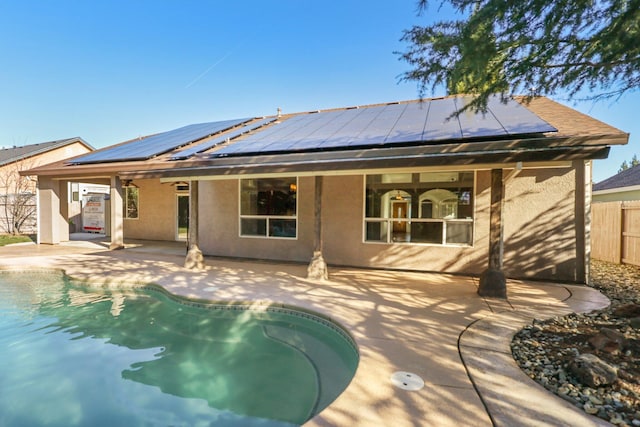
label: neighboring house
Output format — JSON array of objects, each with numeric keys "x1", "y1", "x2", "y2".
[
  {"x1": 0, "y1": 138, "x2": 93, "y2": 234},
  {"x1": 593, "y1": 163, "x2": 640, "y2": 202},
  {"x1": 24, "y1": 96, "x2": 628, "y2": 283}
]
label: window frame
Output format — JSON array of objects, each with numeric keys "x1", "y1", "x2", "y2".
[
  {"x1": 363, "y1": 171, "x2": 476, "y2": 247},
  {"x1": 124, "y1": 186, "x2": 139, "y2": 220},
  {"x1": 238, "y1": 177, "x2": 298, "y2": 240}
]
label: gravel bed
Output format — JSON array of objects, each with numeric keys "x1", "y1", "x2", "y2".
[{"x1": 511, "y1": 260, "x2": 640, "y2": 426}]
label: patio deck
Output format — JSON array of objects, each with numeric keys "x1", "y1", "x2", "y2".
[{"x1": 0, "y1": 239, "x2": 610, "y2": 426}]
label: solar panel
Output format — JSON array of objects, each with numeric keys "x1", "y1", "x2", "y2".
[
  {"x1": 170, "y1": 117, "x2": 277, "y2": 160},
  {"x1": 485, "y1": 96, "x2": 557, "y2": 134},
  {"x1": 213, "y1": 98, "x2": 556, "y2": 158},
  {"x1": 70, "y1": 118, "x2": 251, "y2": 164},
  {"x1": 421, "y1": 97, "x2": 465, "y2": 141}
]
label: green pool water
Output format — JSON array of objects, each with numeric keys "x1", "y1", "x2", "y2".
[{"x1": 0, "y1": 270, "x2": 358, "y2": 426}]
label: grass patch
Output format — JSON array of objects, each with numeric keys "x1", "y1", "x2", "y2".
[{"x1": 0, "y1": 234, "x2": 35, "y2": 246}]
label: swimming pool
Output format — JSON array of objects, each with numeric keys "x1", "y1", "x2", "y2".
[{"x1": 0, "y1": 270, "x2": 358, "y2": 426}]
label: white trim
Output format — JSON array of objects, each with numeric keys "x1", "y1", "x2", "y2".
[
  {"x1": 175, "y1": 193, "x2": 188, "y2": 241},
  {"x1": 592, "y1": 184, "x2": 640, "y2": 195},
  {"x1": 362, "y1": 170, "x2": 476, "y2": 246},
  {"x1": 123, "y1": 186, "x2": 139, "y2": 220},
  {"x1": 238, "y1": 177, "x2": 298, "y2": 240}
]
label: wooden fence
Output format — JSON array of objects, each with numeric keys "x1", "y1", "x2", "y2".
[{"x1": 591, "y1": 200, "x2": 640, "y2": 266}]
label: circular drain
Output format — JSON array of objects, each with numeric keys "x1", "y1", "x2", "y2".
[{"x1": 390, "y1": 371, "x2": 424, "y2": 391}]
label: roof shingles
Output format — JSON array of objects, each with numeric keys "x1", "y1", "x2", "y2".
[
  {"x1": 594, "y1": 163, "x2": 640, "y2": 191},
  {"x1": 0, "y1": 137, "x2": 92, "y2": 167}
]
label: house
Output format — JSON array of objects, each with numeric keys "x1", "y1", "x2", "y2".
[
  {"x1": 23, "y1": 96, "x2": 628, "y2": 285},
  {"x1": 593, "y1": 163, "x2": 640, "y2": 202},
  {"x1": 1, "y1": 137, "x2": 93, "y2": 234}
]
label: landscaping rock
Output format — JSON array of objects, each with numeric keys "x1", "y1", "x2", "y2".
[
  {"x1": 614, "y1": 303, "x2": 640, "y2": 318},
  {"x1": 589, "y1": 327, "x2": 628, "y2": 354},
  {"x1": 511, "y1": 260, "x2": 640, "y2": 425},
  {"x1": 569, "y1": 353, "x2": 618, "y2": 387}
]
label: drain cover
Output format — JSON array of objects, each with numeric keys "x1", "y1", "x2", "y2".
[
  {"x1": 390, "y1": 371, "x2": 424, "y2": 391},
  {"x1": 203, "y1": 286, "x2": 218, "y2": 292}
]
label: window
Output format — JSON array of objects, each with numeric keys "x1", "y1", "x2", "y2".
[
  {"x1": 124, "y1": 186, "x2": 139, "y2": 219},
  {"x1": 365, "y1": 172, "x2": 474, "y2": 245},
  {"x1": 240, "y1": 177, "x2": 297, "y2": 238}
]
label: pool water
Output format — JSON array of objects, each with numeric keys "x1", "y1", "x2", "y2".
[{"x1": 0, "y1": 270, "x2": 358, "y2": 427}]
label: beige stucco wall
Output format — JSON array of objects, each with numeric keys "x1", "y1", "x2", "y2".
[
  {"x1": 123, "y1": 179, "x2": 182, "y2": 241},
  {"x1": 502, "y1": 165, "x2": 581, "y2": 281},
  {"x1": 117, "y1": 165, "x2": 584, "y2": 282},
  {"x1": 198, "y1": 177, "x2": 316, "y2": 262}
]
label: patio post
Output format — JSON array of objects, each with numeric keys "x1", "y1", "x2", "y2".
[
  {"x1": 37, "y1": 176, "x2": 62, "y2": 244},
  {"x1": 478, "y1": 168, "x2": 507, "y2": 298},
  {"x1": 185, "y1": 180, "x2": 204, "y2": 269},
  {"x1": 307, "y1": 175, "x2": 328, "y2": 280},
  {"x1": 109, "y1": 175, "x2": 125, "y2": 250}
]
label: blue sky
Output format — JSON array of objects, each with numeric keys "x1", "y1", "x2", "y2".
[{"x1": 0, "y1": 1, "x2": 637, "y2": 183}]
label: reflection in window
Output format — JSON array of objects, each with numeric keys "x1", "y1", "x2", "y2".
[
  {"x1": 365, "y1": 172, "x2": 474, "y2": 245},
  {"x1": 240, "y1": 178, "x2": 297, "y2": 238},
  {"x1": 124, "y1": 187, "x2": 139, "y2": 219}
]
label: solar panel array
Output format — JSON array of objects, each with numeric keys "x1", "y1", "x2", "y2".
[
  {"x1": 170, "y1": 117, "x2": 277, "y2": 160},
  {"x1": 69, "y1": 118, "x2": 251, "y2": 164},
  {"x1": 212, "y1": 96, "x2": 557, "y2": 157}
]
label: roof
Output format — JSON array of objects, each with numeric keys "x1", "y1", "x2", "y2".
[
  {"x1": 0, "y1": 137, "x2": 94, "y2": 167},
  {"x1": 22, "y1": 95, "x2": 629, "y2": 180},
  {"x1": 593, "y1": 163, "x2": 640, "y2": 192},
  {"x1": 68, "y1": 96, "x2": 560, "y2": 165}
]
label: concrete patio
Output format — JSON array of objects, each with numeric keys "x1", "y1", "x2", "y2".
[{"x1": 0, "y1": 239, "x2": 611, "y2": 426}]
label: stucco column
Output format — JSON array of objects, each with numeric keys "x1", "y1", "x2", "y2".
[
  {"x1": 575, "y1": 160, "x2": 589, "y2": 283},
  {"x1": 109, "y1": 176, "x2": 125, "y2": 250},
  {"x1": 37, "y1": 177, "x2": 63, "y2": 244},
  {"x1": 478, "y1": 169, "x2": 507, "y2": 298},
  {"x1": 185, "y1": 180, "x2": 205, "y2": 269},
  {"x1": 59, "y1": 180, "x2": 70, "y2": 242},
  {"x1": 307, "y1": 176, "x2": 328, "y2": 280}
]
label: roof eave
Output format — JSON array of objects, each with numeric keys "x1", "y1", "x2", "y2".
[{"x1": 119, "y1": 145, "x2": 610, "y2": 180}]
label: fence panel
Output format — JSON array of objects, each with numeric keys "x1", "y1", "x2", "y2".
[
  {"x1": 622, "y1": 201, "x2": 640, "y2": 266},
  {"x1": 591, "y1": 201, "x2": 622, "y2": 263}
]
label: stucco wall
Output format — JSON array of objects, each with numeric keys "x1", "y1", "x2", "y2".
[
  {"x1": 123, "y1": 167, "x2": 583, "y2": 282},
  {"x1": 198, "y1": 177, "x2": 315, "y2": 262},
  {"x1": 123, "y1": 179, "x2": 180, "y2": 241},
  {"x1": 502, "y1": 166, "x2": 580, "y2": 281}
]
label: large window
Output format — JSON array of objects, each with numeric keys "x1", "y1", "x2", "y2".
[
  {"x1": 240, "y1": 177, "x2": 297, "y2": 238},
  {"x1": 365, "y1": 172, "x2": 474, "y2": 245},
  {"x1": 124, "y1": 186, "x2": 139, "y2": 219}
]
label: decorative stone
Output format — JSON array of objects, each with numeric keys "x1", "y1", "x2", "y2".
[
  {"x1": 184, "y1": 246, "x2": 205, "y2": 269},
  {"x1": 589, "y1": 327, "x2": 628, "y2": 354},
  {"x1": 569, "y1": 353, "x2": 618, "y2": 387},
  {"x1": 613, "y1": 303, "x2": 640, "y2": 318},
  {"x1": 307, "y1": 251, "x2": 328, "y2": 281},
  {"x1": 584, "y1": 403, "x2": 599, "y2": 415},
  {"x1": 630, "y1": 317, "x2": 640, "y2": 329}
]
